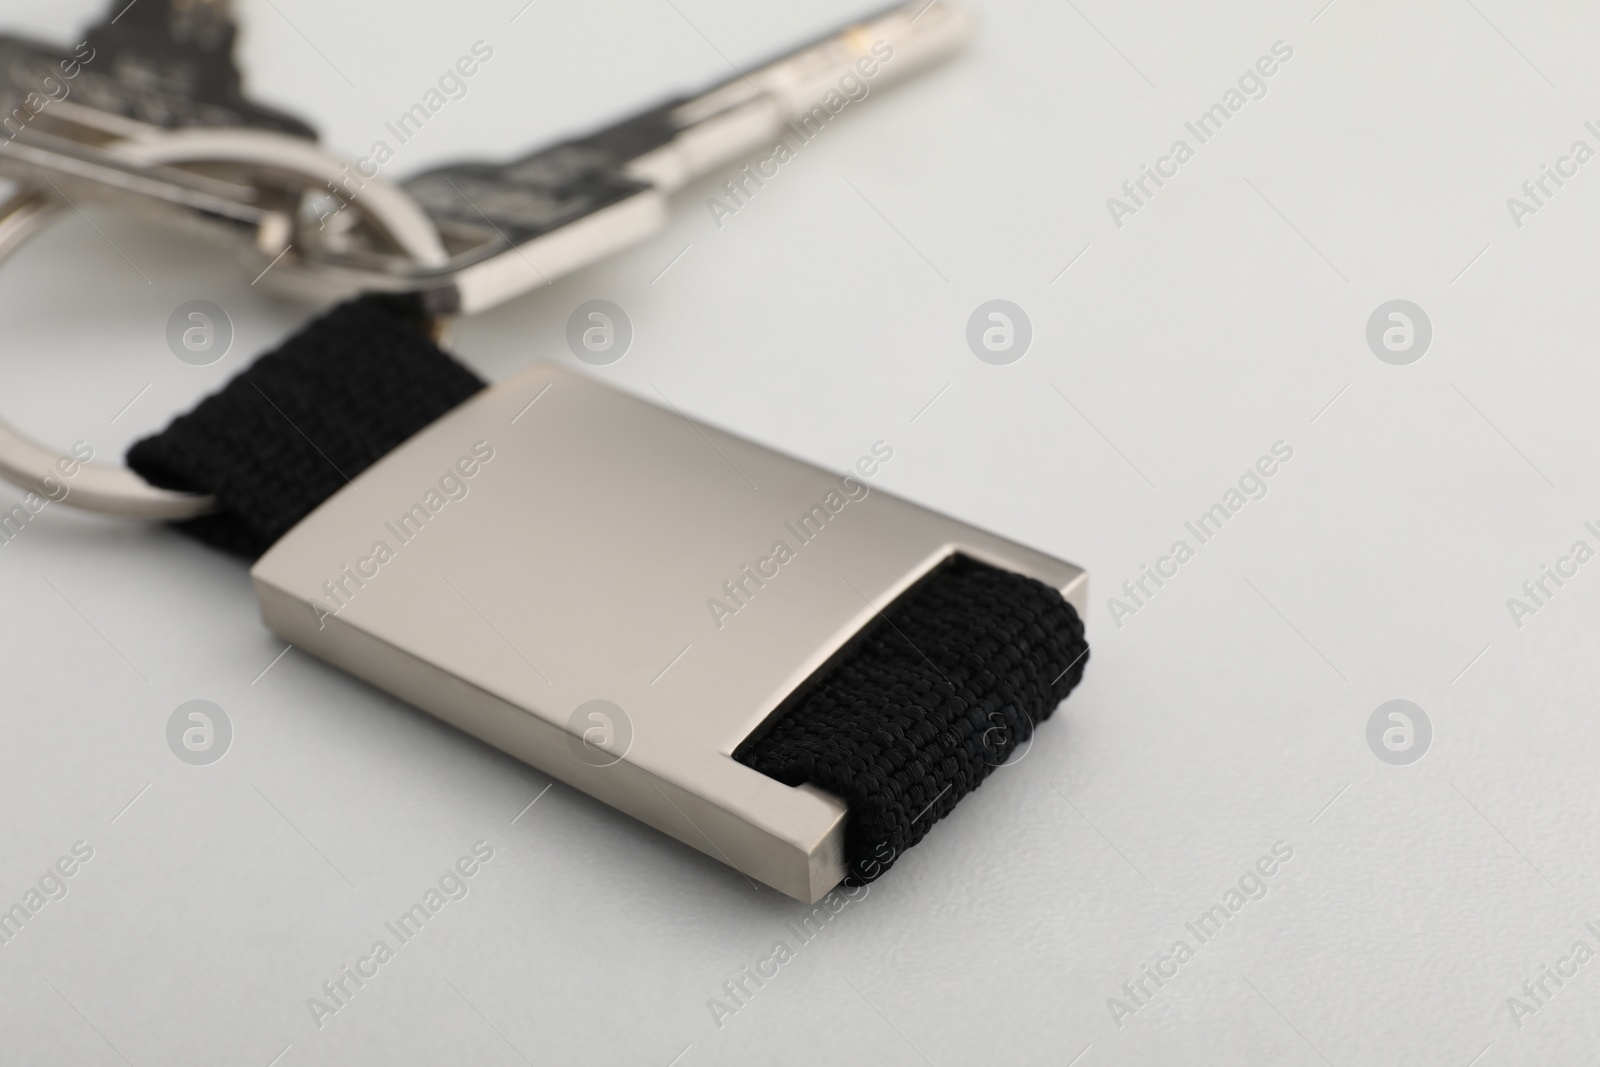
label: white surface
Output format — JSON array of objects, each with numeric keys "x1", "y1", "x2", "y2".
[{"x1": 1, "y1": 0, "x2": 1597, "y2": 1064}]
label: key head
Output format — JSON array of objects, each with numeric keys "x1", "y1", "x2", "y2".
[
  {"x1": 80, "y1": 0, "x2": 315, "y2": 135},
  {"x1": 0, "y1": 0, "x2": 315, "y2": 140},
  {"x1": 403, "y1": 154, "x2": 651, "y2": 251},
  {"x1": 401, "y1": 103, "x2": 681, "y2": 247},
  {"x1": 0, "y1": 35, "x2": 81, "y2": 136}
]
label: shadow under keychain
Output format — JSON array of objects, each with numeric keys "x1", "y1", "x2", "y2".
[{"x1": 0, "y1": 0, "x2": 1089, "y2": 902}]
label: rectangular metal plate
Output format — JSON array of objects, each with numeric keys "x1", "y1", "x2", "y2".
[{"x1": 251, "y1": 366, "x2": 1086, "y2": 902}]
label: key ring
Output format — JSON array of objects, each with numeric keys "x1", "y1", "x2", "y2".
[
  {"x1": 0, "y1": 129, "x2": 451, "y2": 521},
  {"x1": 110, "y1": 128, "x2": 449, "y2": 269}
]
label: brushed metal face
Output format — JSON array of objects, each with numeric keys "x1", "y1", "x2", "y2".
[{"x1": 251, "y1": 365, "x2": 1086, "y2": 902}]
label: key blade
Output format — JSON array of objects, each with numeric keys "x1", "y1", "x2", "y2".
[{"x1": 374, "y1": 1, "x2": 970, "y2": 314}]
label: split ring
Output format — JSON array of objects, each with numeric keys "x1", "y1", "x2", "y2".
[{"x1": 0, "y1": 130, "x2": 449, "y2": 521}]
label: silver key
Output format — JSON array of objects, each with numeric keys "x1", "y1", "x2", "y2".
[
  {"x1": 0, "y1": 1, "x2": 971, "y2": 313},
  {"x1": 273, "y1": 0, "x2": 974, "y2": 312}
]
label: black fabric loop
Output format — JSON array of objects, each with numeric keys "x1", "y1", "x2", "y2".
[
  {"x1": 736, "y1": 554, "x2": 1089, "y2": 883},
  {"x1": 127, "y1": 295, "x2": 485, "y2": 558}
]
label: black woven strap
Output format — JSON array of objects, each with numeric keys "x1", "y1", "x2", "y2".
[
  {"x1": 127, "y1": 295, "x2": 485, "y2": 558},
  {"x1": 127, "y1": 298, "x2": 1089, "y2": 881},
  {"x1": 737, "y1": 554, "x2": 1087, "y2": 882}
]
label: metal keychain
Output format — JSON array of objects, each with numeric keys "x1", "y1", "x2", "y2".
[{"x1": 0, "y1": 1, "x2": 1092, "y2": 903}]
